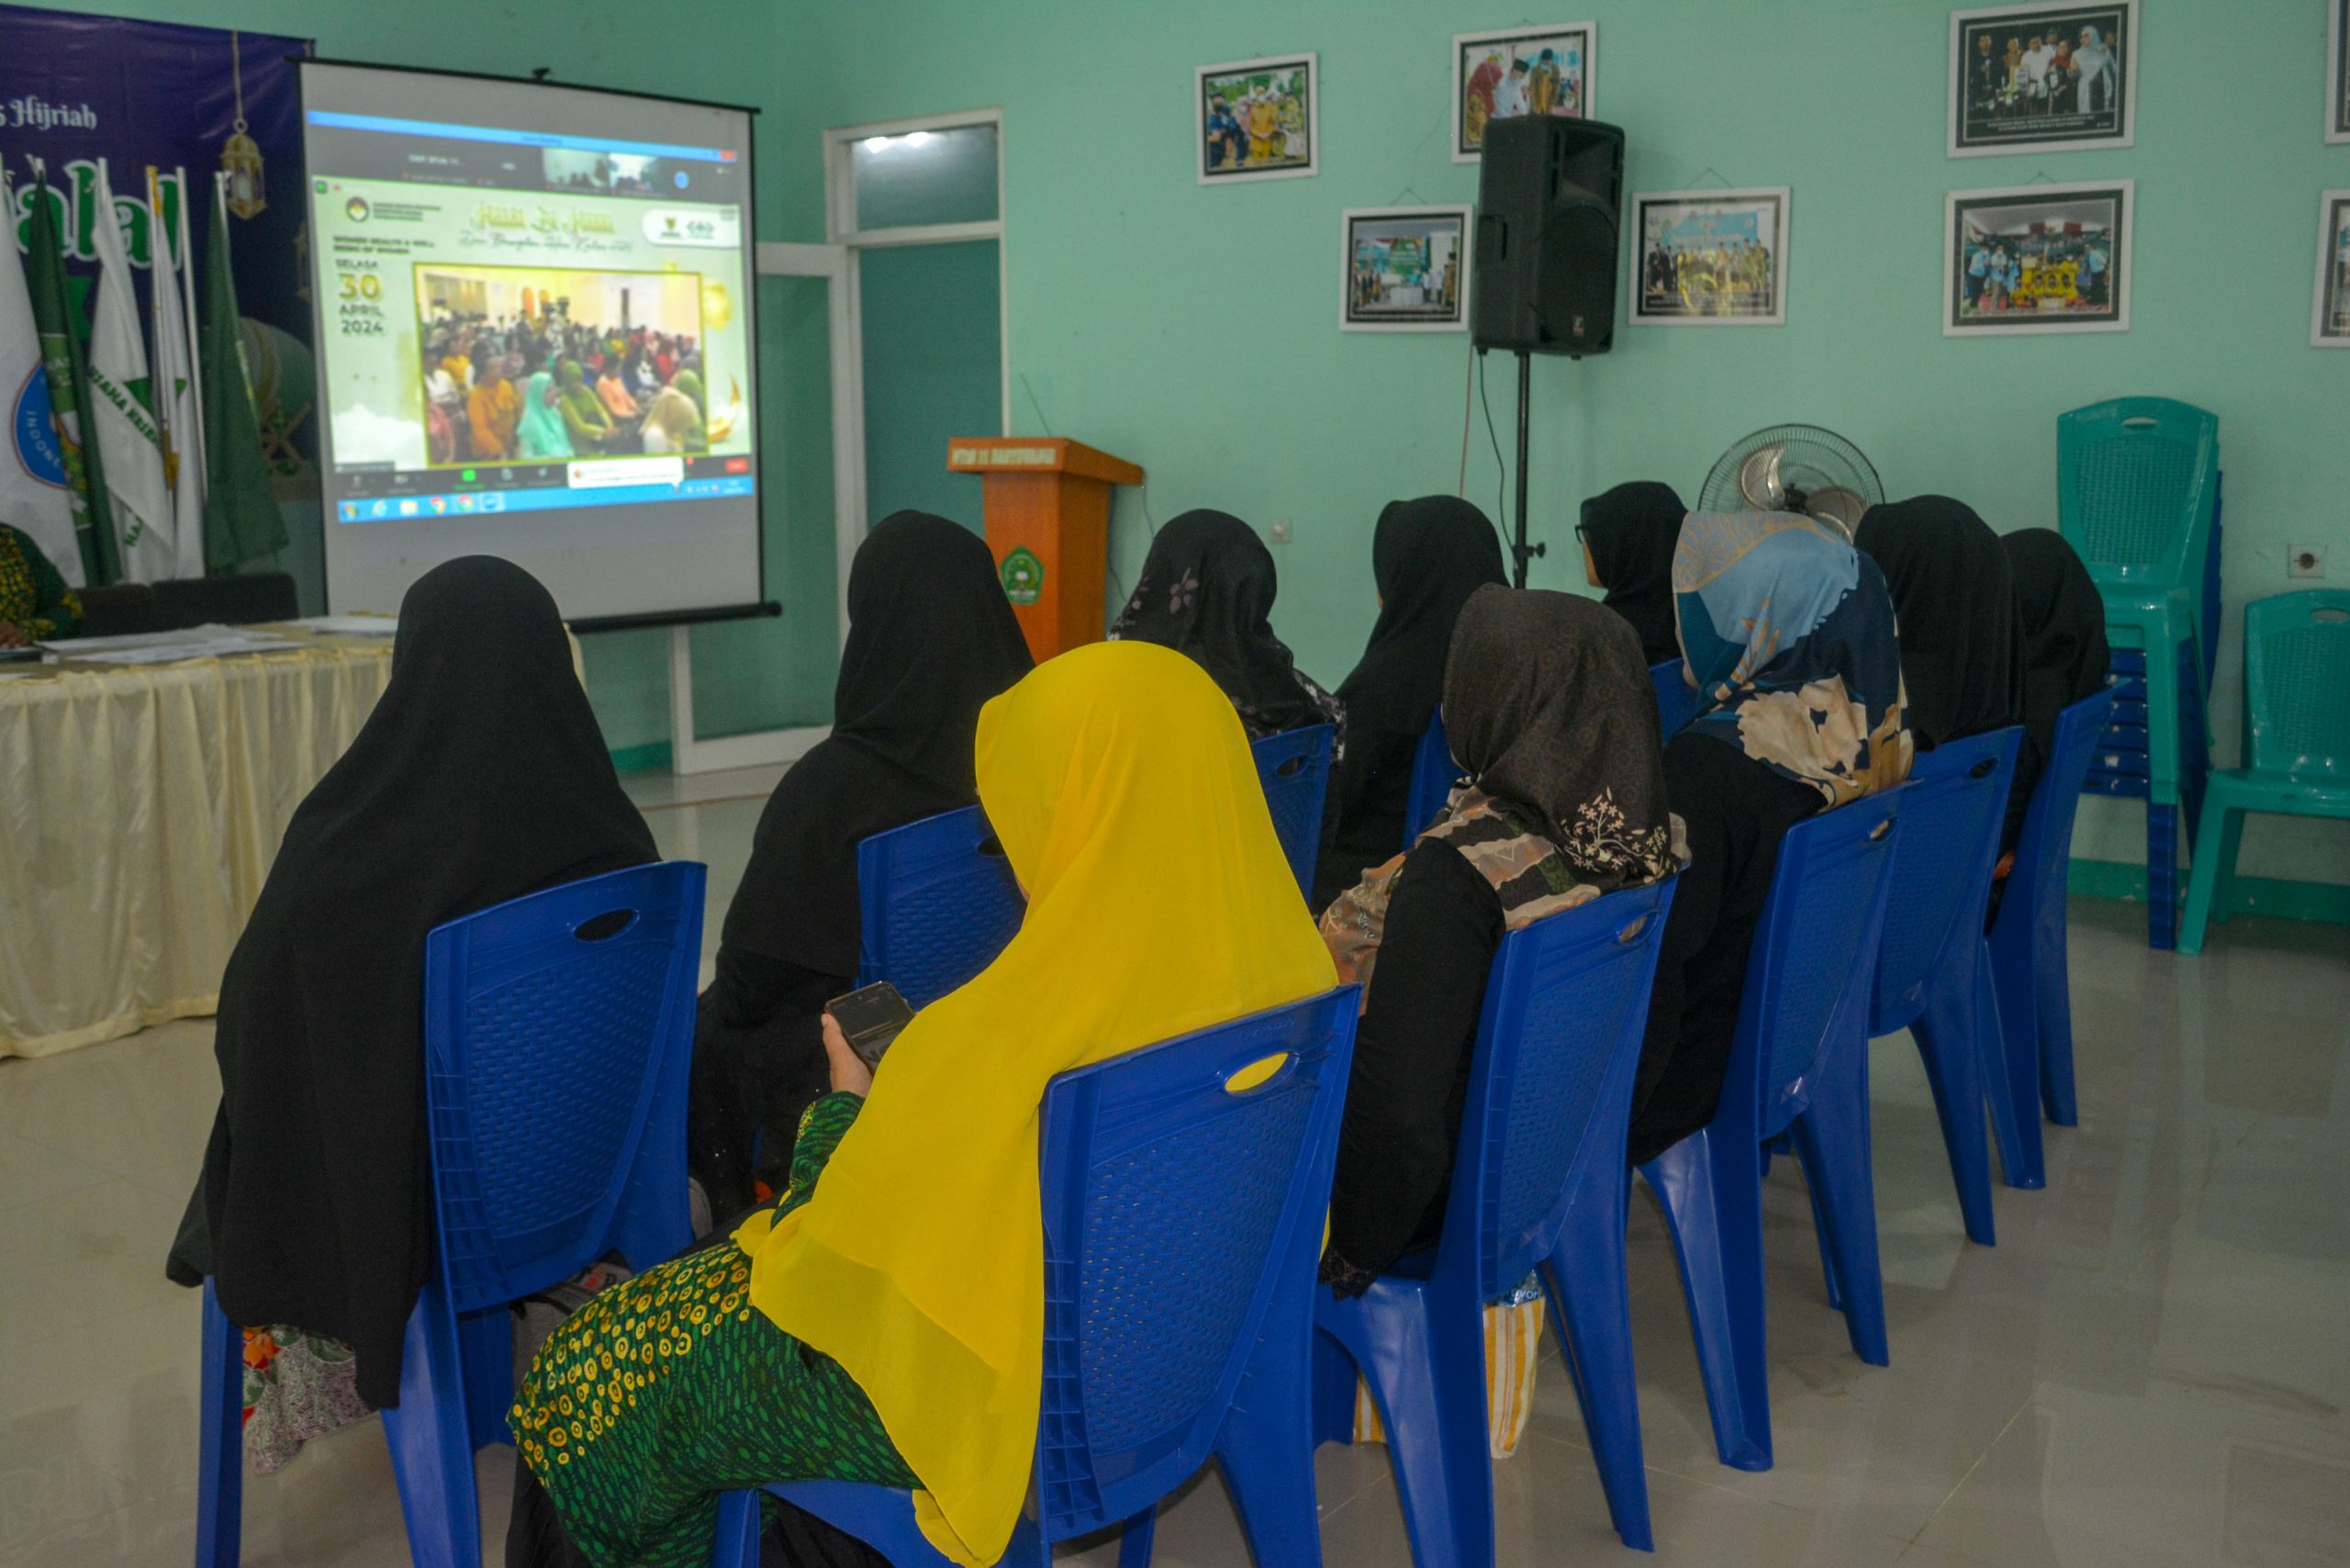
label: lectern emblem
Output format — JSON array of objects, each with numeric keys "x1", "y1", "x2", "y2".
[{"x1": 1000, "y1": 546, "x2": 1043, "y2": 606}]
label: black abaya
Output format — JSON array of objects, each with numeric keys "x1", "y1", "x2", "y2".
[
  {"x1": 1999, "y1": 528, "x2": 2110, "y2": 855},
  {"x1": 1315, "y1": 495, "x2": 1505, "y2": 905},
  {"x1": 168, "y1": 556, "x2": 657, "y2": 1409},
  {"x1": 1854, "y1": 496, "x2": 2024, "y2": 751},
  {"x1": 687, "y1": 511, "x2": 1032, "y2": 1212},
  {"x1": 1580, "y1": 481, "x2": 1688, "y2": 665}
]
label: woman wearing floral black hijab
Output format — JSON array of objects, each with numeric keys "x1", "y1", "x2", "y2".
[{"x1": 1109, "y1": 508, "x2": 1344, "y2": 745}]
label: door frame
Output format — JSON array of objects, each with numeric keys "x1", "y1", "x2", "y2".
[{"x1": 665, "y1": 242, "x2": 859, "y2": 776}]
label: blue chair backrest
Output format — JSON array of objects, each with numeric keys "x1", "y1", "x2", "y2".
[
  {"x1": 421, "y1": 861, "x2": 706, "y2": 1314},
  {"x1": 1651, "y1": 658, "x2": 1699, "y2": 737},
  {"x1": 1404, "y1": 715, "x2": 1458, "y2": 845},
  {"x1": 856, "y1": 805, "x2": 1025, "y2": 1010},
  {"x1": 1437, "y1": 879, "x2": 1676, "y2": 1304},
  {"x1": 1252, "y1": 723, "x2": 1335, "y2": 894},
  {"x1": 1031, "y1": 987, "x2": 1359, "y2": 1542},
  {"x1": 2015, "y1": 688, "x2": 2119, "y2": 935},
  {"x1": 2244, "y1": 589, "x2": 2350, "y2": 782},
  {"x1": 1869, "y1": 729, "x2": 2020, "y2": 1032},
  {"x1": 2056, "y1": 398, "x2": 2218, "y2": 591},
  {"x1": 1737, "y1": 791, "x2": 1905, "y2": 1134}
]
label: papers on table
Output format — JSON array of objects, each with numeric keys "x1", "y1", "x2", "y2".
[
  {"x1": 39, "y1": 624, "x2": 306, "y2": 665},
  {"x1": 286, "y1": 614, "x2": 398, "y2": 636}
]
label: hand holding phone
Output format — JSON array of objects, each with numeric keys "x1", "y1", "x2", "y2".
[
  {"x1": 824, "y1": 980, "x2": 916, "y2": 1073},
  {"x1": 820, "y1": 1012, "x2": 873, "y2": 1097}
]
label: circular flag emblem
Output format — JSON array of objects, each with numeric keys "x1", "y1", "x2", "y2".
[
  {"x1": 345, "y1": 196, "x2": 371, "y2": 223},
  {"x1": 11, "y1": 367, "x2": 67, "y2": 487},
  {"x1": 1000, "y1": 545, "x2": 1044, "y2": 606}
]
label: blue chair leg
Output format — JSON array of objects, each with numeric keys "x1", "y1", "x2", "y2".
[
  {"x1": 1788, "y1": 1031, "x2": 1890, "y2": 1369},
  {"x1": 1311, "y1": 1325, "x2": 1358, "y2": 1448},
  {"x1": 711, "y1": 1489, "x2": 760, "y2": 1568},
  {"x1": 1213, "y1": 1264, "x2": 1326, "y2": 1568},
  {"x1": 1912, "y1": 972, "x2": 1998, "y2": 1247},
  {"x1": 2032, "y1": 914, "x2": 2079, "y2": 1130},
  {"x1": 1984, "y1": 930, "x2": 2048, "y2": 1187},
  {"x1": 1319, "y1": 1278, "x2": 1496, "y2": 1568},
  {"x1": 1797, "y1": 1156, "x2": 1844, "y2": 1314},
  {"x1": 379, "y1": 1284, "x2": 485, "y2": 1568},
  {"x1": 1113, "y1": 1507, "x2": 1158, "y2": 1568},
  {"x1": 196, "y1": 1282, "x2": 244, "y2": 1568},
  {"x1": 1541, "y1": 1181, "x2": 1653, "y2": 1551},
  {"x1": 1642, "y1": 1126, "x2": 1773, "y2": 1472},
  {"x1": 460, "y1": 1306, "x2": 512, "y2": 1453}
]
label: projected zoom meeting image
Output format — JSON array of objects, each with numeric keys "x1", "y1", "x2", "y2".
[{"x1": 306, "y1": 95, "x2": 755, "y2": 530}]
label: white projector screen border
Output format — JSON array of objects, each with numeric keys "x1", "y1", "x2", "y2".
[{"x1": 297, "y1": 59, "x2": 769, "y2": 627}]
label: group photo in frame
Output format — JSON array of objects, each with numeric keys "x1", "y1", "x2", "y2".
[
  {"x1": 2316, "y1": 191, "x2": 2350, "y2": 347},
  {"x1": 1944, "y1": 180, "x2": 2132, "y2": 335},
  {"x1": 1628, "y1": 187, "x2": 1789, "y2": 327},
  {"x1": 1948, "y1": 0, "x2": 2137, "y2": 157},
  {"x1": 1451, "y1": 22, "x2": 1595, "y2": 161},
  {"x1": 2330, "y1": 0, "x2": 2348, "y2": 141},
  {"x1": 1341, "y1": 206, "x2": 1472, "y2": 331},
  {"x1": 1196, "y1": 53, "x2": 1318, "y2": 184}
]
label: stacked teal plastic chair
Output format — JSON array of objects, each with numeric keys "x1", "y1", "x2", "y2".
[
  {"x1": 1639, "y1": 790, "x2": 1905, "y2": 1471},
  {"x1": 196, "y1": 862, "x2": 707, "y2": 1568},
  {"x1": 1308, "y1": 879, "x2": 1677, "y2": 1565},
  {"x1": 2058, "y1": 397, "x2": 2221, "y2": 948},
  {"x1": 710, "y1": 989, "x2": 1360, "y2": 1568},
  {"x1": 2177, "y1": 591, "x2": 2350, "y2": 955}
]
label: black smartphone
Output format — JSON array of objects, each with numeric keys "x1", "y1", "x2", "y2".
[{"x1": 825, "y1": 980, "x2": 916, "y2": 1069}]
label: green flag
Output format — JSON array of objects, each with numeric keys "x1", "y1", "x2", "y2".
[
  {"x1": 21, "y1": 167, "x2": 118, "y2": 585},
  {"x1": 199, "y1": 179, "x2": 284, "y2": 573}
]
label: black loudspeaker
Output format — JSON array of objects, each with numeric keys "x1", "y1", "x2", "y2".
[{"x1": 1472, "y1": 117, "x2": 1627, "y2": 357}]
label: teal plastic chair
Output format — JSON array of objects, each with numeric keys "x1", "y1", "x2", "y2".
[
  {"x1": 2056, "y1": 398, "x2": 2219, "y2": 810},
  {"x1": 2177, "y1": 591, "x2": 2350, "y2": 955}
]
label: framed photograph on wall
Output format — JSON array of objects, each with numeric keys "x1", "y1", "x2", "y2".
[
  {"x1": 1452, "y1": 22, "x2": 1595, "y2": 161},
  {"x1": 2330, "y1": 0, "x2": 2348, "y2": 142},
  {"x1": 1342, "y1": 206, "x2": 1472, "y2": 331},
  {"x1": 1944, "y1": 180, "x2": 2132, "y2": 335},
  {"x1": 2315, "y1": 191, "x2": 2350, "y2": 347},
  {"x1": 1628, "y1": 187, "x2": 1790, "y2": 327},
  {"x1": 1948, "y1": 1, "x2": 2137, "y2": 157},
  {"x1": 1197, "y1": 53, "x2": 1318, "y2": 184}
]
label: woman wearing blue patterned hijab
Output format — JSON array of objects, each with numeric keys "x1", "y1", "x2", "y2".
[{"x1": 1628, "y1": 510, "x2": 1909, "y2": 1164}]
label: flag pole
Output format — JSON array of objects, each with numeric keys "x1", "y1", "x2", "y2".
[{"x1": 176, "y1": 165, "x2": 207, "y2": 509}]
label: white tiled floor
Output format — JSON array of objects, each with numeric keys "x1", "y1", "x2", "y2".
[{"x1": 4, "y1": 775, "x2": 2344, "y2": 1566}]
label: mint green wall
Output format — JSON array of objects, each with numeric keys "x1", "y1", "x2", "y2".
[
  {"x1": 859, "y1": 240, "x2": 1001, "y2": 533},
  {"x1": 775, "y1": 0, "x2": 2350, "y2": 884}
]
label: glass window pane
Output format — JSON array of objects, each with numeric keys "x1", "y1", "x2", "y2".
[{"x1": 848, "y1": 123, "x2": 998, "y2": 230}]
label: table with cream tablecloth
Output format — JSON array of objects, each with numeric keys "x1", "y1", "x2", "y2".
[{"x1": 1, "y1": 633, "x2": 394, "y2": 1058}]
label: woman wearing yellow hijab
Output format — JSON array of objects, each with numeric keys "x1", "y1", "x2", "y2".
[{"x1": 510, "y1": 641, "x2": 1336, "y2": 1568}]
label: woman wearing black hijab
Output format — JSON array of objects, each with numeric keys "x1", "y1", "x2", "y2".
[
  {"x1": 1314, "y1": 495, "x2": 1505, "y2": 907},
  {"x1": 166, "y1": 556, "x2": 657, "y2": 1414},
  {"x1": 1854, "y1": 495, "x2": 2024, "y2": 751},
  {"x1": 1108, "y1": 508, "x2": 1344, "y2": 744},
  {"x1": 1999, "y1": 528, "x2": 2109, "y2": 856},
  {"x1": 688, "y1": 511, "x2": 1032, "y2": 1214},
  {"x1": 1578, "y1": 481, "x2": 1689, "y2": 665}
]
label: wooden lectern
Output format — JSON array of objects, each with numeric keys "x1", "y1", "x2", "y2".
[{"x1": 948, "y1": 436, "x2": 1144, "y2": 662}]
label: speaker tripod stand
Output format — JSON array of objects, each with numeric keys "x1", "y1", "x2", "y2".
[{"x1": 1506, "y1": 350, "x2": 1544, "y2": 588}]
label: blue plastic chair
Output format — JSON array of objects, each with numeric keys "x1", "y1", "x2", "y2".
[
  {"x1": 856, "y1": 805, "x2": 1026, "y2": 1009},
  {"x1": 196, "y1": 861, "x2": 707, "y2": 1568},
  {"x1": 1865, "y1": 730, "x2": 2020, "y2": 1248},
  {"x1": 1254, "y1": 723, "x2": 1336, "y2": 896},
  {"x1": 1308, "y1": 879, "x2": 1677, "y2": 1565},
  {"x1": 1651, "y1": 659, "x2": 1698, "y2": 738},
  {"x1": 710, "y1": 989, "x2": 1361, "y2": 1568},
  {"x1": 1403, "y1": 716, "x2": 1458, "y2": 846},
  {"x1": 1981, "y1": 688, "x2": 2116, "y2": 1187},
  {"x1": 2179, "y1": 590, "x2": 2350, "y2": 954},
  {"x1": 1637, "y1": 790, "x2": 1904, "y2": 1472}
]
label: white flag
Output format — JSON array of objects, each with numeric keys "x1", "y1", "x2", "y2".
[
  {"x1": 149, "y1": 170, "x2": 204, "y2": 578},
  {"x1": 0, "y1": 158, "x2": 84, "y2": 586},
  {"x1": 85, "y1": 160, "x2": 173, "y2": 583}
]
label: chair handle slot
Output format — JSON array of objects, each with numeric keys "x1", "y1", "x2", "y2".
[
  {"x1": 2121, "y1": 416, "x2": 2158, "y2": 430},
  {"x1": 2313, "y1": 607, "x2": 2347, "y2": 625},
  {"x1": 1224, "y1": 1051, "x2": 1297, "y2": 1095},
  {"x1": 1275, "y1": 755, "x2": 1307, "y2": 778},
  {"x1": 573, "y1": 909, "x2": 638, "y2": 942},
  {"x1": 1868, "y1": 817, "x2": 1893, "y2": 842},
  {"x1": 1615, "y1": 914, "x2": 1651, "y2": 945},
  {"x1": 1968, "y1": 757, "x2": 1998, "y2": 779}
]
